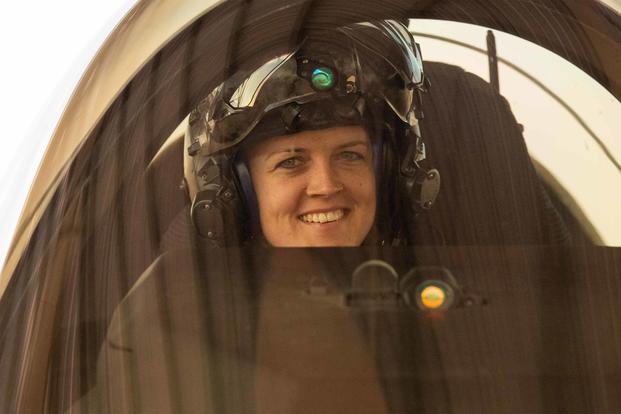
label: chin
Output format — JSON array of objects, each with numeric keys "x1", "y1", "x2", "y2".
[
  {"x1": 264, "y1": 226, "x2": 369, "y2": 247},
  {"x1": 301, "y1": 236, "x2": 361, "y2": 248},
  {"x1": 268, "y1": 237, "x2": 357, "y2": 247}
]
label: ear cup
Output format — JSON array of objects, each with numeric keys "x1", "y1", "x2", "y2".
[{"x1": 232, "y1": 154, "x2": 261, "y2": 239}]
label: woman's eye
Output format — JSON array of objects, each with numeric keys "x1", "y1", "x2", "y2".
[
  {"x1": 338, "y1": 151, "x2": 364, "y2": 161},
  {"x1": 276, "y1": 157, "x2": 303, "y2": 169}
]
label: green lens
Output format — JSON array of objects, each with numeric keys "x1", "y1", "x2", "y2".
[{"x1": 311, "y1": 67, "x2": 335, "y2": 90}]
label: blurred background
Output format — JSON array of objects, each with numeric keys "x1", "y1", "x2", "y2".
[{"x1": 0, "y1": 0, "x2": 138, "y2": 268}]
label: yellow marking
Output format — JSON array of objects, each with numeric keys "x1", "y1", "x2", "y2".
[{"x1": 421, "y1": 285, "x2": 446, "y2": 309}]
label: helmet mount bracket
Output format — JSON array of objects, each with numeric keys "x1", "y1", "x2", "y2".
[{"x1": 399, "y1": 128, "x2": 441, "y2": 213}]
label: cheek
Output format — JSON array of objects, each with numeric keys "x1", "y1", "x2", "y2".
[
  {"x1": 363, "y1": 181, "x2": 377, "y2": 217},
  {"x1": 253, "y1": 174, "x2": 301, "y2": 220},
  {"x1": 353, "y1": 169, "x2": 376, "y2": 206},
  {"x1": 253, "y1": 178, "x2": 305, "y2": 246}
]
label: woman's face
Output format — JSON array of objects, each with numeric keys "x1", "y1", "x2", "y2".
[{"x1": 247, "y1": 125, "x2": 376, "y2": 247}]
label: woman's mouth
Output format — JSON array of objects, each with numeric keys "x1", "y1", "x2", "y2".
[{"x1": 299, "y1": 209, "x2": 346, "y2": 224}]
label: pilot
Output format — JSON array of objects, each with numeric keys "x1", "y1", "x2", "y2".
[
  {"x1": 97, "y1": 18, "x2": 581, "y2": 413},
  {"x1": 183, "y1": 20, "x2": 440, "y2": 247}
]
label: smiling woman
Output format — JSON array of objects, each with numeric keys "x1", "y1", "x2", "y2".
[
  {"x1": 183, "y1": 20, "x2": 436, "y2": 247},
  {"x1": 247, "y1": 125, "x2": 376, "y2": 247}
]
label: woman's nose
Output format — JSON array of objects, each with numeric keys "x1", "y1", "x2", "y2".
[{"x1": 305, "y1": 160, "x2": 343, "y2": 197}]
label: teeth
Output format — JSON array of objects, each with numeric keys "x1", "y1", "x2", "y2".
[{"x1": 300, "y1": 209, "x2": 345, "y2": 224}]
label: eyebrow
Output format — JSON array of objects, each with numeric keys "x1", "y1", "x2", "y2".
[
  {"x1": 334, "y1": 139, "x2": 369, "y2": 150},
  {"x1": 264, "y1": 139, "x2": 369, "y2": 161},
  {"x1": 264, "y1": 148, "x2": 305, "y2": 162}
]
